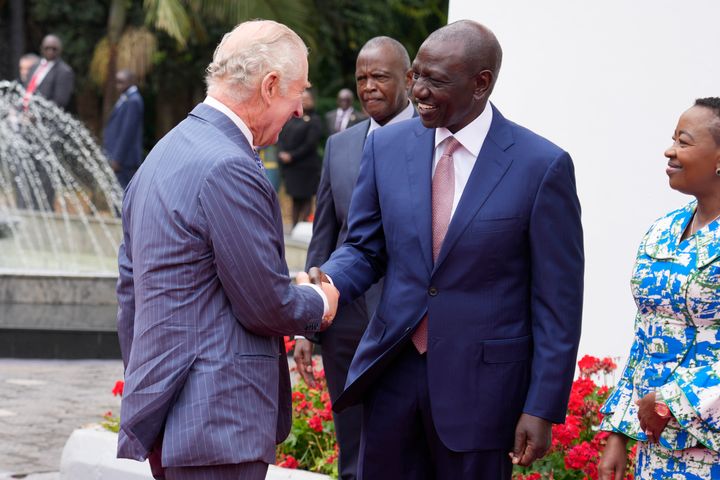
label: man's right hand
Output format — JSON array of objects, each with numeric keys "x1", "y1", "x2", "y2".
[
  {"x1": 598, "y1": 432, "x2": 628, "y2": 480},
  {"x1": 308, "y1": 267, "x2": 337, "y2": 331},
  {"x1": 293, "y1": 338, "x2": 316, "y2": 387}
]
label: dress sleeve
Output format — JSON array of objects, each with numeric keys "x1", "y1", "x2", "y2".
[
  {"x1": 599, "y1": 310, "x2": 646, "y2": 440},
  {"x1": 659, "y1": 362, "x2": 720, "y2": 451}
]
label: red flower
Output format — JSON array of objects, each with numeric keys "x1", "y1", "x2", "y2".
[
  {"x1": 564, "y1": 441, "x2": 597, "y2": 470},
  {"x1": 103, "y1": 410, "x2": 113, "y2": 418},
  {"x1": 278, "y1": 454, "x2": 298, "y2": 469},
  {"x1": 572, "y1": 377, "x2": 597, "y2": 399},
  {"x1": 552, "y1": 414, "x2": 582, "y2": 449},
  {"x1": 112, "y1": 380, "x2": 124, "y2": 397},
  {"x1": 578, "y1": 354, "x2": 600, "y2": 376},
  {"x1": 283, "y1": 336, "x2": 296, "y2": 354},
  {"x1": 600, "y1": 357, "x2": 617, "y2": 373},
  {"x1": 307, "y1": 414, "x2": 323, "y2": 432},
  {"x1": 292, "y1": 391, "x2": 306, "y2": 402}
]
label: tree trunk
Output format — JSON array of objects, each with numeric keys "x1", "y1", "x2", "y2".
[
  {"x1": 101, "y1": 0, "x2": 127, "y2": 124},
  {"x1": 9, "y1": 0, "x2": 25, "y2": 81}
]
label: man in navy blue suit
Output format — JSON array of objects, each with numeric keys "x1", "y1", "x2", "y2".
[
  {"x1": 103, "y1": 69, "x2": 144, "y2": 188},
  {"x1": 116, "y1": 20, "x2": 339, "y2": 480},
  {"x1": 294, "y1": 36, "x2": 414, "y2": 480},
  {"x1": 311, "y1": 20, "x2": 584, "y2": 479}
]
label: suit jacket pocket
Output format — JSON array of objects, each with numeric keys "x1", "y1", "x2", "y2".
[
  {"x1": 235, "y1": 332, "x2": 279, "y2": 358},
  {"x1": 483, "y1": 335, "x2": 533, "y2": 363},
  {"x1": 472, "y1": 217, "x2": 523, "y2": 234}
]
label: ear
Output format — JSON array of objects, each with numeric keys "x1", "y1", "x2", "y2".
[
  {"x1": 260, "y1": 71, "x2": 281, "y2": 105},
  {"x1": 473, "y1": 70, "x2": 494, "y2": 101},
  {"x1": 404, "y1": 68, "x2": 413, "y2": 91}
]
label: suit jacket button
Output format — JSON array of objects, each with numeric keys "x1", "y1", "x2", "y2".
[{"x1": 428, "y1": 287, "x2": 438, "y2": 296}]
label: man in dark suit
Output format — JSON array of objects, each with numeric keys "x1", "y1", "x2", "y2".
[
  {"x1": 24, "y1": 34, "x2": 74, "y2": 111},
  {"x1": 103, "y1": 70, "x2": 144, "y2": 188},
  {"x1": 294, "y1": 36, "x2": 414, "y2": 480},
  {"x1": 310, "y1": 20, "x2": 584, "y2": 479},
  {"x1": 116, "y1": 20, "x2": 339, "y2": 480},
  {"x1": 325, "y1": 88, "x2": 367, "y2": 134}
]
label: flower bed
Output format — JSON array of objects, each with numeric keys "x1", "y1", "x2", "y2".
[{"x1": 103, "y1": 346, "x2": 629, "y2": 479}]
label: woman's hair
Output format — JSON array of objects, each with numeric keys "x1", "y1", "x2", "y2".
[{"x1": 695, "y1": 97, "x2": 720, "y2": 144}]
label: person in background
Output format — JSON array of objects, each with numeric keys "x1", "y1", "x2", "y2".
[
  {"x1": 599, "y1": 98, "x2": 720, "y2": 480},
  {"x1": 116, "y1": 20, "x2": 338, "y2": 480},
  {"x1": 103, "y1": 69, "x2": 144, "y2": 188},
  {"x1": 24, "y1": 34, "x2": 74, "y2": 111},
  {"x1": 325, "y1": 88, "x2": 366, "y2": 134},
  {"x1": 278, "y1": 88, "x2": 324, "y2": 226},
  {"x1": 309, "y1": 20, "x2": 584, "y2": 479},
  {"x1": 294, "y1": 36, "x2": 414, "y2": 480},
  {"x1": 18, "y1": 53, "x2": 39, "y2": 85}
]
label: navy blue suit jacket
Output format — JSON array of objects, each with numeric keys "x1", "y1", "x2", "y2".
[
  {"x1": 116, "y1": 103, "x2": 324, "y2": 466},
  {"x1": 323, "y1": 106, "x2": 584, "y2": 452},
  {"x1": 104, "y1": 87, "x2": 144, "y2": 183}
]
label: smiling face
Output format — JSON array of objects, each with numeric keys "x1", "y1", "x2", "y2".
[
  {"x1": 355, "y1": 45, "x2": 411, "y2": 126},
  {"x1": 411, "y1": 38, "x2": 491, "y2": 133},
  {"x1": 664, "y1": 106, "x2": 720, "y2": 197},
  {"x1": 253, "y1": 56, "x2": 309, "y2": 147}
]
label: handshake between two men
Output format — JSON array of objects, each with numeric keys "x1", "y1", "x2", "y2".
[{"x1": 297, "y1": 266, "x2": 338, "y2": 332}]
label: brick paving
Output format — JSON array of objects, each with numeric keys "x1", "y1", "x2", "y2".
[{"x1": 0, "y1": 359, "x2": 123, "y2": 478}]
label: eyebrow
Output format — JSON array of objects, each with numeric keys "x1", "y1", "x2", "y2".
[{"x1": 678, "y1": 129, "x2": 695, "y2": 141}]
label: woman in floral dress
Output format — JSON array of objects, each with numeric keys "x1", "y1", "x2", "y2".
[{"x1": 599, "y1": 98, "x2": 720, "y2": 479}]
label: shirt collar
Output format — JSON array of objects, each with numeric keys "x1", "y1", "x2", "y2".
[
  {"x1": 367, "y1": 101, "x2": 414, "y2": 136},
  {"x1": 204, "y1": 95, "x2": 254, "y2": 148},
  {"x1": 434, "y1": 103, "x2": 493, "y2": 157}
]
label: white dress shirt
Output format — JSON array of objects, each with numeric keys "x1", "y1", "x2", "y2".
[
  {"x1": 433, "y1": 104, "x2": 493, "y2": 218},
  {"x1": 202, "y1": 96, "x2": 329, "y2": 316},
  {"x1": 367, "y1": 101, "x2": 415, "y2": 137}
]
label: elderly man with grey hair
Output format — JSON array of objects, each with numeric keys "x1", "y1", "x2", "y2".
[{"x1": 116, "y1": 20, "x2": 338, "y2": 480}]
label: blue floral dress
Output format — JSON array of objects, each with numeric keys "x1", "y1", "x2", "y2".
[{"x1": 600, "y1": 201, "x2": 720, "y2": 479}]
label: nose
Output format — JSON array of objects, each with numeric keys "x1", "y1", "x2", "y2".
[
  {"x1": 411, "y1": 78, "x2": 428, "y2": 101},
  {"x1": 664, "y1": 143, "x2": 676, "y2": 159}
]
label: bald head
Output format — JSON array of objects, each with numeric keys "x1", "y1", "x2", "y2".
[
  {"x1": 115, "y1": 69, "x2": 136, "y2": 94},
  {"x1": 360, "y1": 37, "x2": 411, "y2": 71},
  {"x1": 41, "y1": 34, "x2": 63, "y2": 61},
  {"x1": 205, "y1": 20, "x2": 308, "y2": 102},
  {"x1": 425, "y1": 20, "x2": 502, "y2": 85},
  {"x1": 411, "y1": 20, "x2": 502, "y2": 133}
]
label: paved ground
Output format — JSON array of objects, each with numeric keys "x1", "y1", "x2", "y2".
[{"x1": 0, "y1": 359, "x2": 123, "y2": 478}]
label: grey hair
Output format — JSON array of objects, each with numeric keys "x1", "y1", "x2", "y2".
[{"x1": 205, "y1": 20, "x2": 308, "y2": 102}]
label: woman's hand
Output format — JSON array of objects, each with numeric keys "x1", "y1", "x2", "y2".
[
  {"x1": 635, "y1": 391, "x2": 671, "y2": 442},
  {"x1": 598, "y1": 432, "x2": 629, "y2": 480}
]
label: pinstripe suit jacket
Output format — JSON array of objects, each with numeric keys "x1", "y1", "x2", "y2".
[{"x1": 116, "y1": 103, "x2": 324, "y2": 466}]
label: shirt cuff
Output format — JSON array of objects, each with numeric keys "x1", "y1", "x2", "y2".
[{"x1": 298, "y1": 283, "x2": 329, "y2": 316}]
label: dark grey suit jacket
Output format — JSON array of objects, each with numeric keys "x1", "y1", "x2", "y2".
[
  {"x1": 27, "y1": 59, "x2": 74, "y2": 110},
  {"x1": 116, "y1": 103, "x2": 324, "y2": 466}
]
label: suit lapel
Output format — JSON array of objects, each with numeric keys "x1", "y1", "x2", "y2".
[
  {"x1": 433, "y1": 107, "x2": 515, "y2": 271},
  {"x1": 407, "y1": 122, "x2": 435, "y2": 274},
  {"x1": 347, "y1": 121, "x2": 370, "y2": 181}
]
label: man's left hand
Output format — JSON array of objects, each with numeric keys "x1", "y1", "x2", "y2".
[
  {"x1": 635, "y1": 392, "x2": 671, "y2": 443},
  {"x1": 509, "y1": 413, "x2": 551, "y2": 467}
]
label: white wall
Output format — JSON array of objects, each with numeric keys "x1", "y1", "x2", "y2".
[{"x1": 448, "y1": 1, "x2": 720, "y2": 358}]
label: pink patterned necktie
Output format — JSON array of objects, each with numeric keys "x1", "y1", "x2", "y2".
[{"x1": 411, "y1": 136, "x2": 463, "y2": 354}]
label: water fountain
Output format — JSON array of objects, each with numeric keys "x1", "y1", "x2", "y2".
[{"x1": 0, "y1": 80, "x2": 124, "y2": 358}]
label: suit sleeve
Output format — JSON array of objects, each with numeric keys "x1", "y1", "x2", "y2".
[
  {"x1": 199, "y1": 156, "x2": 324, "y2": 336},
  {"x1": 116, "y1": 199, "x2": 135, "y2": 370},
  {"x1": 524, "y1": 151, "x2": 584, "y2": 423},
  {"x1": 321, "y1": 132, "x2": 386, "y2": 302},
  {"x1": 53, "y1": 65, "x2": 74, "y2": 109},
  {"x1": 305, "y1": 135, "x2": 339, "y2": 269}
]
